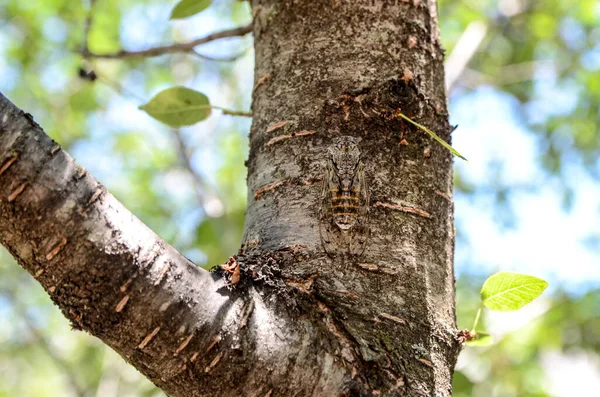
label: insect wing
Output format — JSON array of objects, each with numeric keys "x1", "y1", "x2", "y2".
[
  {"x1": 347, "y1": 161, "x2": 370, "y2": 256},
  {"x1": 319, "y1": 160, "x2": 342, "y2": 256}
]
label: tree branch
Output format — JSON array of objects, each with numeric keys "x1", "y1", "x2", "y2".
[
  {"x1": 81, "y1": 24, "x2": 253, "y2": 59},
  {"x1": 0, "y1": 92, "x2": 232, "y2": 396}
]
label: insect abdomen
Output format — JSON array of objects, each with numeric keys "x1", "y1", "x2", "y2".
[{"x1": 331, "y1": 189, "x2": 360, "y2": 230}]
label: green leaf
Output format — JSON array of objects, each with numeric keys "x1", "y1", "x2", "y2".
[
  {"x1": 481, "y1": 272, "x2": 549, "y2": 312},
  {"x1": 169, "y1": 0, "x2": 211, "y2": 20},
  {"x1": 466, "y1": 331, "x2": 494, "y2": 347},
  {"x1": 139, "y1": 87, "x2": 211, "y2": 127},
  {"x1": 395, "y1": 111, "x2": 467, "y2": 161}
]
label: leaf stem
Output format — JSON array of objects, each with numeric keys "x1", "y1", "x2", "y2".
[
  {"x1": 471, "y1": 306, "x2": 483, "y2": 333},
  {"x1": 144, "y1": 104, "x2": 252, "y2": 118},
  {"x1": 212, "y1": 106, "x2": 252, "y2": 118},
  {"x1": 395, "y1": 111, "x2": 467, "y2": 161}
]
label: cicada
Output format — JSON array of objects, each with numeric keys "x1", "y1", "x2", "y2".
[{"x1": 319, "y1": 136, "x2": 370, "y2": 256}]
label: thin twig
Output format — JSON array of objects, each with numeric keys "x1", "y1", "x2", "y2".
[
  {"x1": 218, "y1": 107, "x2": 252, "y2": 117},
  {"x1": 82, "y1": 24, "x2": 253, "y2": 59}
]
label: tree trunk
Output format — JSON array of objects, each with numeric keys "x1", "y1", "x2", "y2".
[{"x1": 0, "y1": 0, "x2": 459, "y2": 396}]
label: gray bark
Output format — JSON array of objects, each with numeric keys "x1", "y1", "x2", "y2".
[
  {"x1": 245, "y1": 0, "x2": 458, "y2": 394},
  {"x1": 0, "y1": 0, "x2": 460, "y2": 396}
]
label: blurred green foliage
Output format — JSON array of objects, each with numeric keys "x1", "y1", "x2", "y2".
[
  {"x1": 439, "y1": 0, "x2": 600, "y2": 186},
  {"x1": 0, "y1": 0, "x2": 598, "y2": 396},
  {"x1": 456, "y1": 277, "x2": 599, "y2": 397}
]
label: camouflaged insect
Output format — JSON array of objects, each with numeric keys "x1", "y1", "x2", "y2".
[{"x1": 319, "y1": 136, "x2": 370, "y2": 256}]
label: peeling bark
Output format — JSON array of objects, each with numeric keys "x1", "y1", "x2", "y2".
[{"x1": 0, "y1": 0, "x2": 460, "y2": 396}]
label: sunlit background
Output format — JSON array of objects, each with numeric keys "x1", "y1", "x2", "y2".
[{"x1": 0, "y1": 0, "x2": 598, "y2": 396}]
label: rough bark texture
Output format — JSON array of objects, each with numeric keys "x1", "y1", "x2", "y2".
[
  {"x1": 0, "y1": 0, "x2": 460, "y2": 396},
  {"x1": 243, "y1": 0, "x2": 458, "y2": 395},
  {"x1": 0, "y1": 94, "x2": 235, "y2": 396}
]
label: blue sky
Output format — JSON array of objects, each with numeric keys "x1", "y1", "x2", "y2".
[{"x1": 452, "y1": 87, "x2": 600, "y2": 292}]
